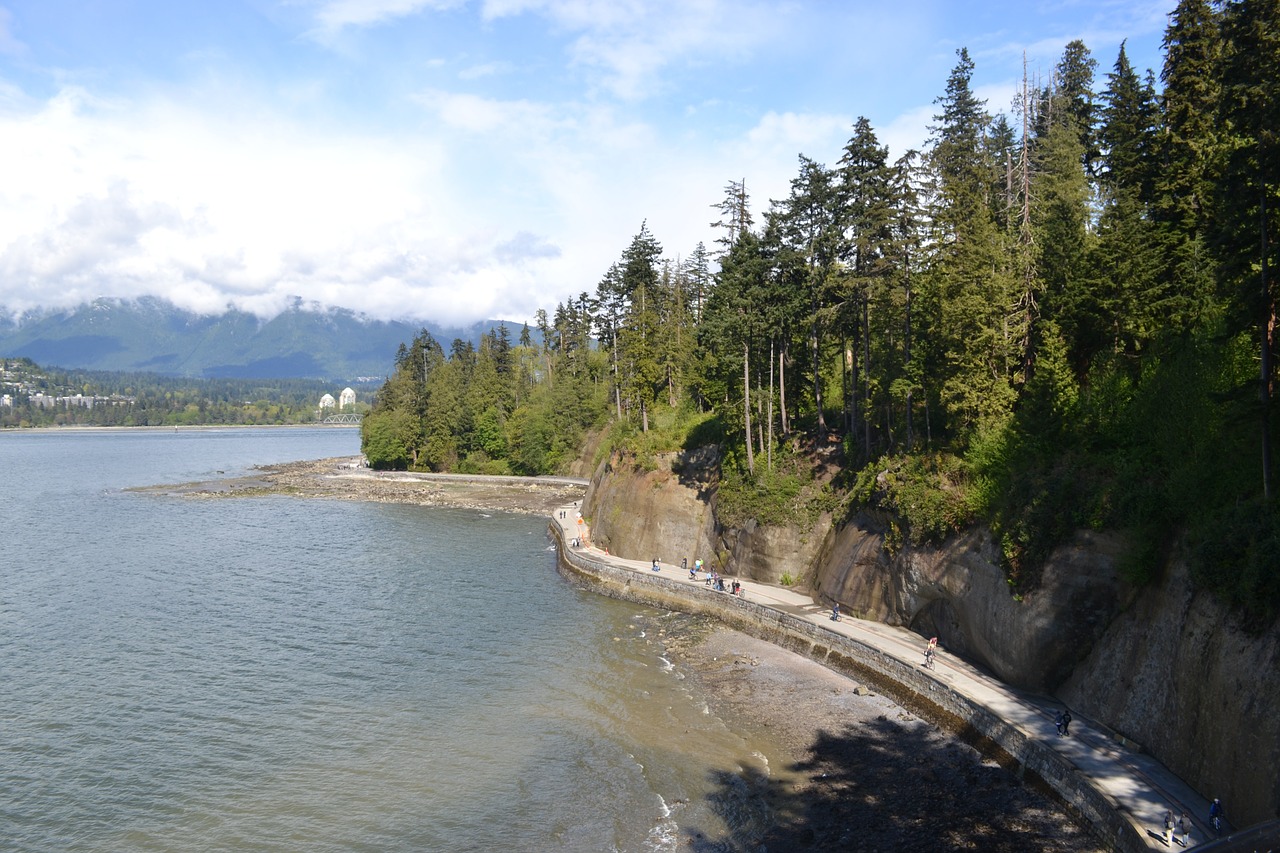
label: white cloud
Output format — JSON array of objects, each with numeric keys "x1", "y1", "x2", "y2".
[
  {"x1": 0, "y1": 0, "x2": 1177, "y2": 329},
  {"x1": 306, "y1": 0, "x2": 463, "y2": 33},
  {"x1": 457, "y1": 60, "x2": 515, "y2": 80}
]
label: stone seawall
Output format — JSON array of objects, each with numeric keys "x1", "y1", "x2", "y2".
[{"x1": 552, "y1": 523, "x2": 1148, "y2": 853}]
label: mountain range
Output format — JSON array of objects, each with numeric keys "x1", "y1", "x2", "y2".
[{"x1": 0, "y1": 298, "x2": 513, "y2": 381}]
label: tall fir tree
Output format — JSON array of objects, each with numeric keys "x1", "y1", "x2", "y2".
[{"x1": 924, "y1": 48, "x2": 1019, "y2": 436}]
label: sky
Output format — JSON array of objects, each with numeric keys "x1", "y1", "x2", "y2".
[{"x1": 0, "y1": 0, "x2": 1172, "y2": 327}]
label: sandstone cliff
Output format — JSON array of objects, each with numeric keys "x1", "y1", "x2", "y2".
[{"x1": 583, "y1": 448, "x2": 1280, "y2": 827}]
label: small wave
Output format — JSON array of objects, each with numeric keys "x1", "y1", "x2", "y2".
[
  {"x1": 658, "y1": 656, "x2": 674, "y2": 673},
  {"x1": 655, "y1": 794, "x2": 672, "y2": 819},
  {"x1": 644, "y1": 795, "x2": 680, "y2": 852}
]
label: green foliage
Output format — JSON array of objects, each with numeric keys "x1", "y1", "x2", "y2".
[
  {"x1": 363, "y1": 318, "x2": 610, "y2": 475},
  {"x1": 605, "y1": 404, "x2": 709, "y2": 467},
  {"x1": 361, "y1": 409, "x2": 419, "y2": 470},
  {"x1": 457, "y1": 451, "x2": 512, "y2": 476},
  {"x1": 846, "y1": 453, "x2": 977, "y2": 547},
  {"x1": 1188, "y1": 500, "x2": 1280, "y2": 628},
  {"x1": 355, "y1": 16, "x2": 1280, "y2": 626},
  {"x1": 715, "y1": 444, "x2": 842, "y2": 530}
]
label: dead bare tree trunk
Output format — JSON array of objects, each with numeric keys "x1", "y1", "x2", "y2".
[
  {"x1": 744, "y1": 341, "x2": 754, "y2": 474},
  {"x1": 768, "y1": 337, "x2": 775, "y2": 471},
  {"x1": 779, "y1": 344, "x2": 789, "y2": 435}
]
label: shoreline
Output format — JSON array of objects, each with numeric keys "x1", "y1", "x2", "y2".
[
  {"x1": 0, "y1": 423, "x2": 358, "y2": 434},
  {"x1": 145, "y1": 456, "x2": 1107, "y2": 849},
  {"x1": 139, "y1": 456, "x2": 589, "y2": 516},
  {"x1": 662, "y1": 622, "x2": 1104, "y2": 851}
]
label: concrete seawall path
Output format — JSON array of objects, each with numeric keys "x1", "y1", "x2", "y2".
[{"x1": 550, "y1": 504, "x2": 1218, "y2": 852}]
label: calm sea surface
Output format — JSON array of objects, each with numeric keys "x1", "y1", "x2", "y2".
[{"x1": 0, "y1": 428, "x2": 772, "y2": 852}]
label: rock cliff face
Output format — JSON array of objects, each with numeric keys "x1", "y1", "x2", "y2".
[
  {"x1": 583, "y1": 449, "x2": 828, "y2": 584},
  {"x1": 583, "y1": 449, "x2": 1280, "y2": 827},
  {"x1": 816, "y1": 517, "x2": 1136, "y2": 693},
  {"x1": 1059, "y1": 558, "x2": 1280, "y2": 826}
]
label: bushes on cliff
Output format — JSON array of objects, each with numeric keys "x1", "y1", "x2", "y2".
[
  {"x1": 845, "y1": 453, "x2": 977, "y2": 550},
  {"x1": 709, "y1": 438, "x2": 843, "y2": 529},
  {"x1": 1188, "y1": 500, "x2": 1280, "y2": 629}
]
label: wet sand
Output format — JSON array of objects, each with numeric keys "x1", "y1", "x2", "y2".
[{"x1": 660, "y1": 621, "x2": 1104, "y2": 852}]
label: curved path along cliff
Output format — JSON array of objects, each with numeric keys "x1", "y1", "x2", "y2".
[{"x1": 549, "y1": 505, "x2": 1217, "y2": 852}]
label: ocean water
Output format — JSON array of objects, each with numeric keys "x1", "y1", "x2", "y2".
[{"x1": 0, "y1": 428, "x2": 771, "y2": 852}]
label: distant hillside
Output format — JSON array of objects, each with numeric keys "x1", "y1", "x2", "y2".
[{"x1": 0, "y1": 297, "x2": 514, "y2": 381}]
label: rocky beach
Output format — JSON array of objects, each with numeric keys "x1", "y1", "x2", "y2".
[
  {"x1": 141, "y1": 456, "x2": 588, "y2": 516},
  {"x1": 659, "y1": 621, "x2": 1104, "y2": 851}
]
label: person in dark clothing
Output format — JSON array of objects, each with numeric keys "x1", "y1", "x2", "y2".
[{"x1": 1060, "y1": 710, "x2": 1072, "y2": 736}]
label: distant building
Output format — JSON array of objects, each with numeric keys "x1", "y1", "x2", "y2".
[
  {"x1": 319, "y1": 393, "x2": 336, "y2": 409},
  {"x1": 339, "y1": 387, "x2": 356, "y2": 409}
]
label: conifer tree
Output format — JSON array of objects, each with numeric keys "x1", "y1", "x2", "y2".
[
  {"x1": 1216, "y1": 0, "x2": 1280, "y2": 497},
  {"x1": 835, "y1": 117, "x2": 899, "y2": 458},
  {"x1": 924, "y1": 48, "x2": 1019, "y2": 436}
]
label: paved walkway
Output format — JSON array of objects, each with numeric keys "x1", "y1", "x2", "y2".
[{"x1": 551, "y1": 504, "x2": 1218, "y2": 851}]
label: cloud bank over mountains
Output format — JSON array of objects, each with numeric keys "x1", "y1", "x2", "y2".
[{"x1": 0, "y1": 0, "x2": 1167, "y2": 326}]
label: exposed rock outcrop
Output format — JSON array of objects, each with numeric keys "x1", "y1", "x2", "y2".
[
  {"x1": 817, "y1": 517, "x2": 1135, "y2": 692},
  {"x1": 582, "y1": 451, "x2": 719, "y2": 564},
  {"x1": 583, "y1": 448, "x2": 1280, "y2": 826},
  {"x1": 583, "y1": 448, "x2": 826, "y2": 585},
  {"x1": 1059, "y1": 558, "x2": 1280, "y2": 826}
]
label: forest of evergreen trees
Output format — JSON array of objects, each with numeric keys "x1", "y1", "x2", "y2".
[{"x1": 363, "y1": 0, "x2": 1279, "y2": 623}]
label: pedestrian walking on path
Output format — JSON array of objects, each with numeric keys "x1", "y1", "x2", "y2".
[
  {"x1": 831, "y1": 602, "x2": 840, "y2": 621},
  {"x1": 652, "y1": 558, "x2": 660, "y2": 571},
  {"x1": 1163, "y1": 809, "x2": 1175, "y2": 844},
  {"x1": 1061, "y1": 709, "x2": 1072, "y2": 736},
  {"x1": 1177, "y1": 812, "x2": 1190, "y2": 847},
  {"x1": 1209, "y1": 798, "x2": 1224, "y2": 837}
]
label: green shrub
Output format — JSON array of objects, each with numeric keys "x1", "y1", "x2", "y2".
[{"x1": 845, "y1": 453, "x2": 977, "y2": 547}]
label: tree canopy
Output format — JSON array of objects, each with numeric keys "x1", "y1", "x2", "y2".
[{"x1": 364, "y1": 1, "x2": 1280, "y2": 621}]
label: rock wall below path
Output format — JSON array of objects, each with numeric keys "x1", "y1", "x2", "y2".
[
  {"x1": 581, "y1": 449, "x2": 1280, "y2": 826},
  {"x1": 816, "y1": 518, "x2": 1136, "y2": 693},
  {"x1": 1058, "y1": 559, "x2": 1280, "y2": 826},
  {"x1": 583, "y1": 449, "x2": 825, "y2": 585}
]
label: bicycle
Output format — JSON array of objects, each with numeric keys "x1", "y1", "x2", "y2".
[{"x1": 923, "y1": 649, "x2": 936, "y2": 670}]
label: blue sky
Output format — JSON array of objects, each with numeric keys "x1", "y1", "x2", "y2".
[{"x1": 0, "y1": 0, "x2": 1170, "y2": 326}]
